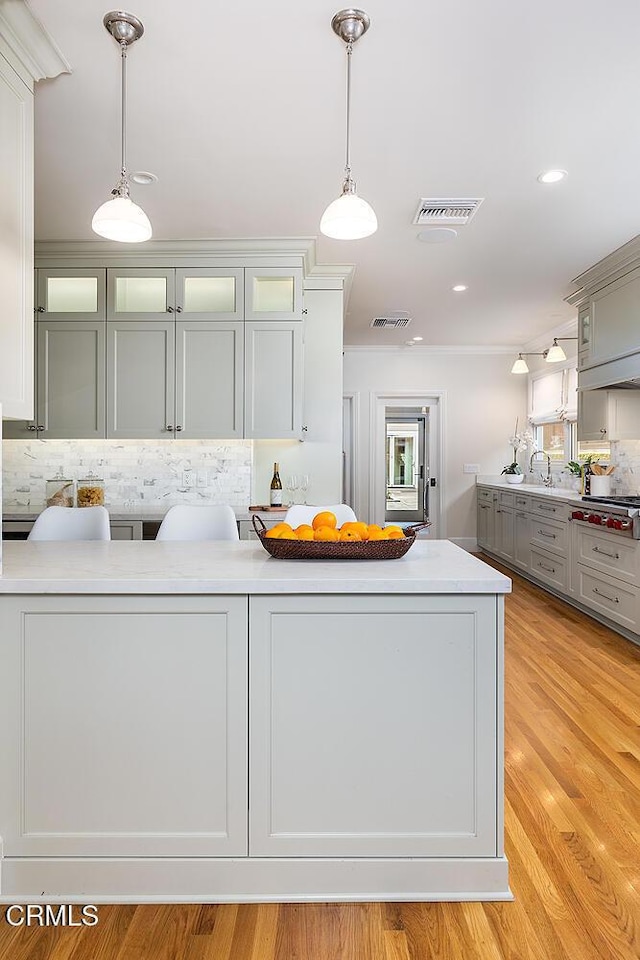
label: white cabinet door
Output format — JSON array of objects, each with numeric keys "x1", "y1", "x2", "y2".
[
  {"x1": 106, "y1": 321, "x2": 175, "y2": 439},
  {"x1": 0, "y1": 595, "x2": 248, "y2": 857},
  {"x1": 36, "y1": 269, "x2": 106, "y2": 321},
  {"x1": 578, "y1": 388, "x2": 640, "y2": 441},
  {"x1": 107, "y1": 268, "x2": 175, "y2": 321},
  {"x1": 249, "y1": 594, "x2": 499, "y2": 858},
  {"x1": 175, "y1": 321, "x2": 243, "y2": 439},
  {"x1": 244, "y1": 322, "x2": 303, "y2": 438},
  {"x1": 513, "y1": 510, "x2": 530, "y2": 571},
  {"x1": 176, "y1": 268, "x2": 244, "y2": 321}
]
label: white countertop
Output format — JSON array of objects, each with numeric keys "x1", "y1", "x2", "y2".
[
  {"x1": 476, "y1": 478, "x2": 584, "y2": 504},
  {"x1": 0, "y1": 539, "x2": 511, "y2": 595}
]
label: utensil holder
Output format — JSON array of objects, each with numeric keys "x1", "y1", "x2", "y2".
[{"x1": 590, "y1": 475, "x2": 611, "y2": 497}]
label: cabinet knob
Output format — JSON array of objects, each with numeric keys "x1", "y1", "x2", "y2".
[
  {"x1": 27, "y1": 424, "x2": 36, "y2": 431},
  {"x1": 166, "y1": 425, "x2": 174, "y2": 431},
  {"x1": 37, "y1": 306, "x2": 45, "y2": 313},
  {"x1": 176, "y1": 305, "x2": 183, "y2": 313},
  {"x1": 167, "y1": 305, "x2": 174, "y2": 313},
  {"x1": 37, "y1": 425, "x2": 44, "y2": 431},
  {"x1": 600, "y1": 428, "x2": 607, "y2": 435},
  {"x1": 175, "y1": 425, "x2": 183, "y2": 431}
]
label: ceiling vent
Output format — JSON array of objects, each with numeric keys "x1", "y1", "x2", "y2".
[
  {"x1": 370, "y1": 314, "x2": 411, "y2": 329},
  {"x1": 412, "y1": 198, "x2": 484, "y2": 225}
]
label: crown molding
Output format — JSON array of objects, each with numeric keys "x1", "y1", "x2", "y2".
[
  {"x1": 522, "y1": 317, "x2": 578, "y2": 353},
  {"x1": 0, "y1": 0, "x2": 70, "y2": 82},
  {"x1": 566, "y1": 233, "x2": 640, "y2": 306},
  {"x1": 343, "y1": 344, "x2": 518, "y2": 355}
]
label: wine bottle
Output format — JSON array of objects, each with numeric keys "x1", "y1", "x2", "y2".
[{"x1": 270, "y1": 462, "x2": 283, "y2": 506}]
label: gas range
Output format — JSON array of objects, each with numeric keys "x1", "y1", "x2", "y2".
[{"x1": 569, "y1": 496, "x2": 640, "y2": 538}]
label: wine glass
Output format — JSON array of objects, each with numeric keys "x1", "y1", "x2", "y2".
[
  {"x1": 299, "y1": 474, "x2": 310, "y2": 504},
  {"x1": 285, "y1": 474, "x2": 299, "y2": 506}
]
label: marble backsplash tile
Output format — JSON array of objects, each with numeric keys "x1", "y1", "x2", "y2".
[
  {"x1": 610, "y1": 440, "x2": 640, "y2": 495},
  {"x1": 2, "y1": 439, "x2": 252, "y2": 509}
]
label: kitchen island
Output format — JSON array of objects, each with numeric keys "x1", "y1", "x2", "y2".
[{"x1": 0, "y1": 539, "x2": 511, "y2": 903}]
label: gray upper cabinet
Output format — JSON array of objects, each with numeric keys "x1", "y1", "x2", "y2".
[
  {"x1": 3, "y1": 320, "x2": 106, "y2": 439},
  {"x1": 106, "y1": 320, "x2": 244, "y2": 440},
  {"x1": 107, "y1": 321, "x2": 175, "y2": 439},
  {"x1": 36, "y1": 269, "x2": 106, "y2": 321},
  {"x1": 244, "y1": 321, "x2": 303, "y2": 439},
  {"x1": 37, "y1": 321, "x2": 106, "y2": 439},
  {"x1": 107, "y1": 268, "x2": 244, "y2": 321},
  {"x1": 176, "y1": 321, "x2": 244, "y2": 439},
  {"x1": 244, "y1": 267, "x2": 303, "y2": 322}
]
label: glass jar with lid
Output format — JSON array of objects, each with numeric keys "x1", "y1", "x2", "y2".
[
  {"x1": 76, "y1": 472, "x2": 105, "y2": 507},
  {"x1": 45, "y1": 473, "x2": 75, "y2": 507}
]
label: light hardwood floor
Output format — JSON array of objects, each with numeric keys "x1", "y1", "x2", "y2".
[{"x1": 1, "y1": 563, "x2": 639, "y2": 959}]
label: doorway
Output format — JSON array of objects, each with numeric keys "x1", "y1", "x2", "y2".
[
  {"x1": 385, "y1": 412, "x2": 428, "y2": 524},
  {"x1": 371, "y1": 393, "x2": 443, "y2": 537}
]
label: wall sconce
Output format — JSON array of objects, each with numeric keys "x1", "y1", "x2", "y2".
[{"x1": 510, "y1": 337, "x2": 578, "y2": 374}]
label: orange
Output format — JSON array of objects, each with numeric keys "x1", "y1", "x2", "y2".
[
  {"x1": 366, "y1": 524, "x2": 383, "y2": 538},
  {"x1": 295, "y1": 524, "x2": 315, "y2": 540},
  {"x1": 368, "y1": 528, "x2": 390, "y2": 540},
  {"x1": 385, "y1": 525, "x2": 405, "y2": 539},
  {"x1": 314, "y1": 525, "x2": 340, "y2": 541},
  {"x1": 351, "y1": 521, "x2": 370, "y2": 540},
  {"x1": 278, "y1": 529, "x2": 299, "y2": 540},
  {"x1": 339, "y1": 528, "x2": 362, "y2": 541},
  {"x1": 265, "y1": 522, "x2": 294, "y2": 539},
  {"x1": 312, "y1": 510, "x2": 338, "y2": 531}
]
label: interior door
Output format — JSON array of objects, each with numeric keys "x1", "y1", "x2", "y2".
[{"x1": 385, "y1": 412, "x2": 428, "y2": 524}]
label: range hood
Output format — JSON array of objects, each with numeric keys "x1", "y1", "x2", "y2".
[{"x1": 578, "y1": 352, "x2": 640, "y2": 390}]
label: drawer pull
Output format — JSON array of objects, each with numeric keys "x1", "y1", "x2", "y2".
[
  {"x1": 592, "y1": 546, "x2": 620, "y2": 560},
  {"x1": 592, "y1": 587, "x2": 619, "y2": 604},
  {"x1": 537, "y1": 529, "x2": 556, "y2": 539},
  {"x1": 539, "y1": 504, "x2": 556, "y2": 512},
  {"x1": 538, "y1": 561, "x2": 556, "y2": 573}
]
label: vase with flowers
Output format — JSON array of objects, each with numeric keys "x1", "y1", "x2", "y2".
[{"x1": 501, "y1": 418, "x2": 533, "y2": 484}]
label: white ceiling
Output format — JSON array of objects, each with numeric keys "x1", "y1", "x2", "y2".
[{"x1": 27, "y1": 0, "x2": 640, "y2": 347}]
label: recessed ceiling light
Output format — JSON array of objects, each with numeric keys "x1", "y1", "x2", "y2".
[
  {"x1": 452, "y1": 284, "x2": 467, "y2": 292},
  {"x1": 412, "y1": 336, "x2": 423, "y2": 341},
  {"x1": 416, "y1": 228, "x2": 458, "y2": 244},
  {"x1": 404, "y1": 339, "x2": 416, "y2": 346},
  {"x1": 537, "y1": 169, "x2": 568, "y2": 184},
  {"x1": 130, "y1": 171, "x2": 158, "y2": 185}
]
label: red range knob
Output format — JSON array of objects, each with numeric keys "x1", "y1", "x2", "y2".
[
  {"x1": 613, "y1": 519, "x2": 623, "y2": 530},
  {"x1": 571, "y1": 510, "x2": 585, "y2": 520},
  {"x1": 606, "y1": 517, "x2": 615, "y2": 528}
]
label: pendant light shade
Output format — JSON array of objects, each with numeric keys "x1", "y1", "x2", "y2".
[
  {"x1": 92, "y1": 11, "x2": 152, "y2": 243},
  {"x1": 92, "y1": 196, "x2": 152, "y2": 243},
  {"x1": 511, "y1": 354, "x2": 529, "y2": 375},
  {"x1": 545, "y1": 338, "x2": 567, "y2": 363},
  {"x1": 320, "y1": 10, "x2": 377, "y2": 241},
  {"x1": 320, "y1": 189, "x2": 377, "y2": 240}
]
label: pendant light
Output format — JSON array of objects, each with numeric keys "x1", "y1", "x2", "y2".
[
  {"x1": 92, "y1": 11, "x2": 152, "y2": 243},
  {"x1": 320, "y1": 9, "x2": 377, "y2": 240}
]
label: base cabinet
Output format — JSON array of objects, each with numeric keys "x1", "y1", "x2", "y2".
[{"x1": 0, "y1": 589, "x2": 507, "y2": 900}]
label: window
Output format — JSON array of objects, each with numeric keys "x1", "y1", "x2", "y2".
[{"x1": 529, "y1": 364, "x2": 610, "y2": 465}]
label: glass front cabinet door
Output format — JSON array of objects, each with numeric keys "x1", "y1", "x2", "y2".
[
  {"x1": 244, "y1": 267, "x2": 303, "y2": 321},
  {"x1": 107, "y1": 268, "x2": 245, "y2": 321},
  {"x1": 36, "y1": 269, "x2": 106, "y2": 320}
]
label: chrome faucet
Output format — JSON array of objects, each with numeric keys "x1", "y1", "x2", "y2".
[{"x1": 530, "y1": 450, "x2": 553, "y2": 486}]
